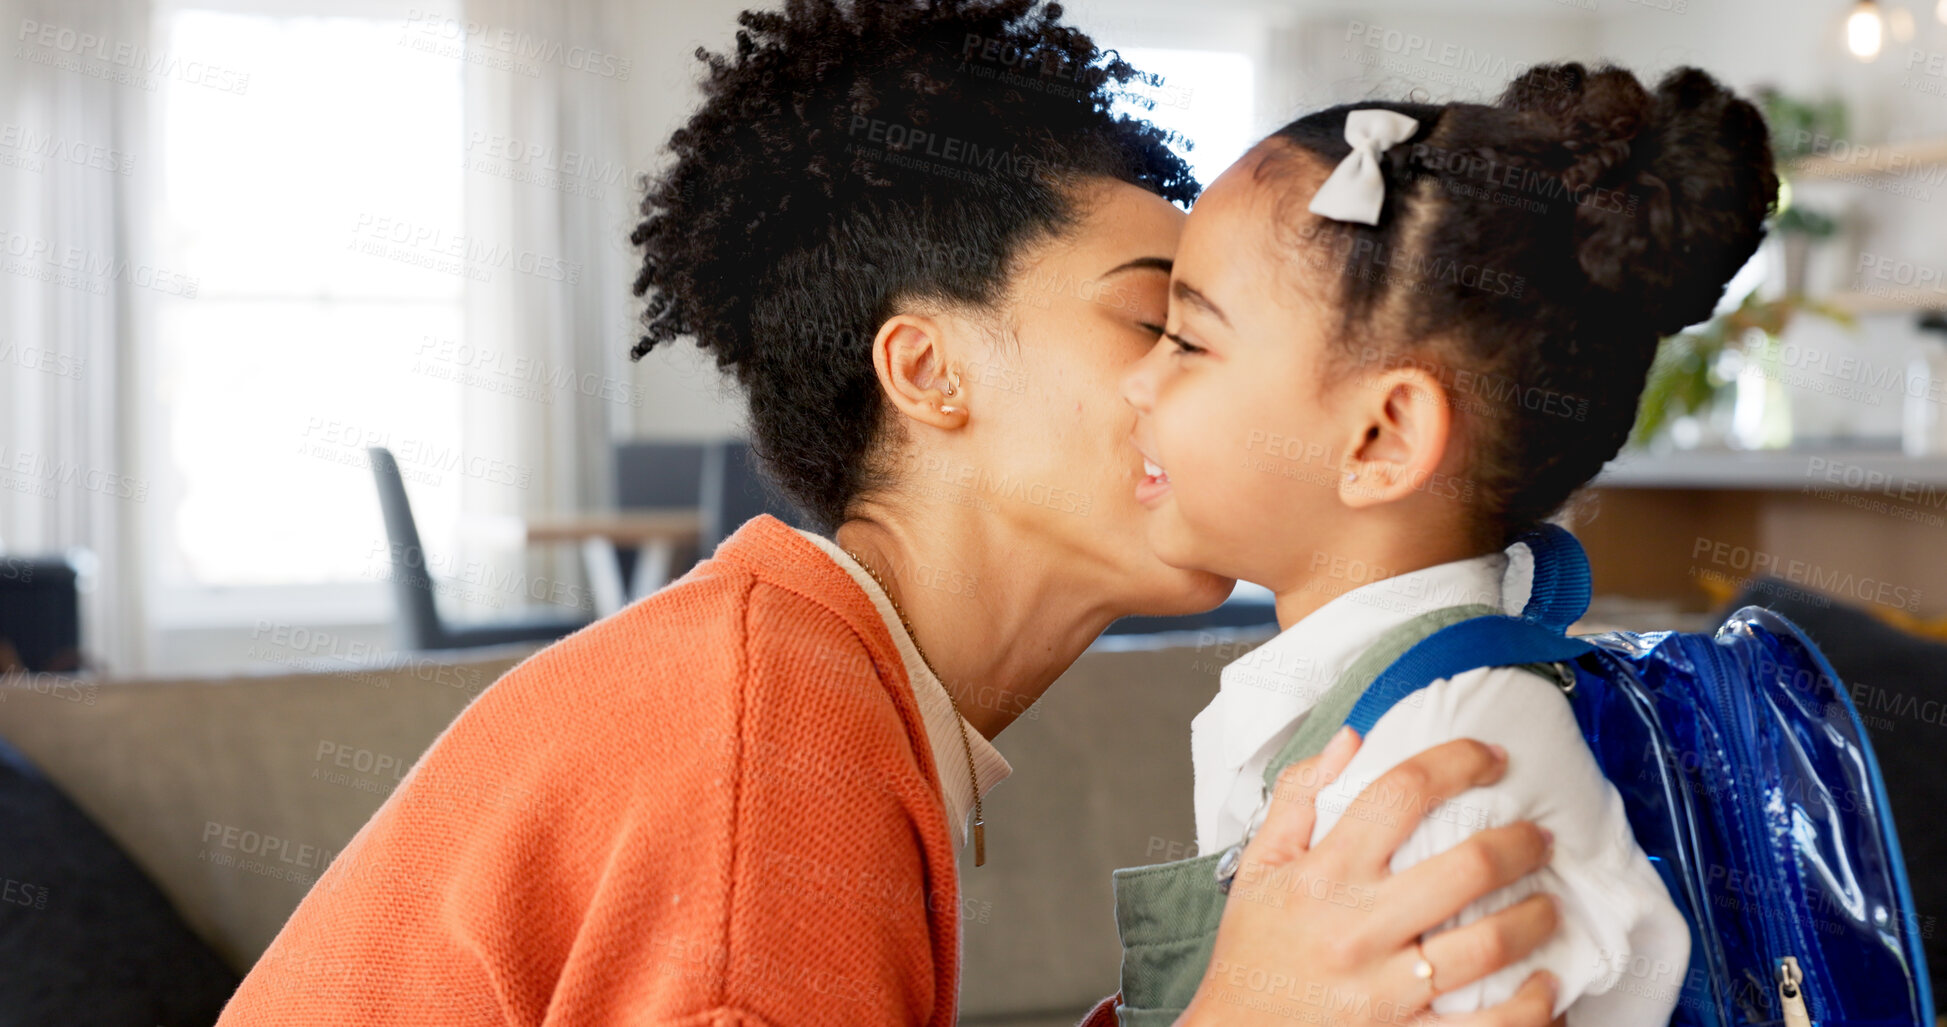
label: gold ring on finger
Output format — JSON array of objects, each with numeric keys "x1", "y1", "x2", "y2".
[{"x1": 1412, "y1": 938, "x2": 1437, "y2": 998}]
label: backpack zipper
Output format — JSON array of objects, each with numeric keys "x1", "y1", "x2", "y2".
[
  {"x1": 1697, "y1": 632, "x2": 1821, "y2": 1021},
  {"x1": 1778, "y1": 956, "x2": 1812, "y2": 1027},
  {"x1": 1694, "y1": 636, "x2": 1801, "y2": 1010}
]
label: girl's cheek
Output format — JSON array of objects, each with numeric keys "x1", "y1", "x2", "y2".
[
  {"x1": 1162, "y1": 382, "x2": 1218, "y2": 467},
  {"x1": 1152, "y1": 377, "x2": 1192, "y2": 439}
]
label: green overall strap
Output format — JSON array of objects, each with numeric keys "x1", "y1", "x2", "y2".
[
  {"x1": 1109, "y1": 602, "x2": 1545, "y2": 1027},
  {"x1": 1257, "y1": 603, "x2": 1503, "y2": 790}
]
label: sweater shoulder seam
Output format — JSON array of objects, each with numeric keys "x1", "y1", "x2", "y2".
[{"x1": 719, "y1": 573, "x2": 756, "y2": 1011}]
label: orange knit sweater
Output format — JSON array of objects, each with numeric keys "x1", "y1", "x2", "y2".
[{"x1": 217, "y1": 514, "x2": 965, "y2": 1026}]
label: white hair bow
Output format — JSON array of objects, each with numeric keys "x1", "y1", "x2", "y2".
[{"x1": 1306, "y1": 108, "x2": 1420, "y2": 226}]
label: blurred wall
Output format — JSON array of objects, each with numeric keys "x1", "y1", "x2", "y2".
[{"x1": 620, "y1": 0, "x2": 755, "y2": 440}]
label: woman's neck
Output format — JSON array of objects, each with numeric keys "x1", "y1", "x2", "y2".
[{"x1": 833, "y1": 497, "x2": 1126, "y2": 741}]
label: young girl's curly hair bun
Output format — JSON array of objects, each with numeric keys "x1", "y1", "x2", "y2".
[{"x1": 1501, "y1": 62, "x2": 1778, "y2": 338}]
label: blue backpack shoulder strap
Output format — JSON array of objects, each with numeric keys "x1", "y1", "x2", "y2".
[
  {"x1": 1343, "y1": 524, "x2": 1598, "y2": 736},
  {"x1": 1343, "y1": 618, "x2": 1597, "y2": 734},
  {"x1": 1517, "y1": 522, "x2": 1592, "y2": 632}
]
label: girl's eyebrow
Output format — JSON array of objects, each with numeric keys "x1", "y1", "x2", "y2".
[
  {"x1": 1101, "y1": 256, "x2": 1172, "y2": 276},
  {"x1": 1171, "y1": 279, "x2": 1231, "y2": 328}
]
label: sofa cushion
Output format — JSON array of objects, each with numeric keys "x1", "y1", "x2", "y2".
[{"x1": 0, "y1": 645, "x2": 539, "y2": 973}]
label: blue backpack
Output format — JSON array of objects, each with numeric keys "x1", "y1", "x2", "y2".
[{"x1": 1347, "y1": 524, "x2": 1934, "y2": 1027}]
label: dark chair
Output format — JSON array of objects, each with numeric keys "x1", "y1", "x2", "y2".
[
  {"x1": 699, "y1": 439, "x2": 808, "y2": 554},
  {"x1": 612, "y1": 441, "x2": 707, "y2": 586},
  {"x1": 0, "y1": 557, "x2": 82, "y2": 672},
  {"x1": 368, "y1": 447, "x2": 590, "y2": 651}
]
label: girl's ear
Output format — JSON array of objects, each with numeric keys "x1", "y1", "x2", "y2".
[
  {"x1": 872, "y1": 313, "x2": 969, "y2": 430},
  {"x1": 1337, "y1": 365, "x2": 1452, "y2": 509}
]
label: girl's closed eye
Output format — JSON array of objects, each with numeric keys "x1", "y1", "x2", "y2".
[{"x1": 1164, "y1": 331, "x2": 1205, "y2": 356}]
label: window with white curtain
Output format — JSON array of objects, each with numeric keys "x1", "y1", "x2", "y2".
[{"x1": 147, "y1": 2, "x2": 468, "y2": 619}]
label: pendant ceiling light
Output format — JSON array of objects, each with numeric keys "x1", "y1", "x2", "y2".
[{"x1": 1847, "y1": 0, "x2": 1885, "y2": 60}]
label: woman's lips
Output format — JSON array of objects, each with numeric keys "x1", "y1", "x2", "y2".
[{"x1": 1136, "y1": 457, "x2": 1171, "y2": 505}]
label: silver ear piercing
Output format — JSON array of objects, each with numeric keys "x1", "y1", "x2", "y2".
[{"x1": 1345, "y1": 470, "x2": 1358, "y2": 482}]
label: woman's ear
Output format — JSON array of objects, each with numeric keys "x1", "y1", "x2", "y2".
[
  {"x1": 872, "y1": 313, "x2": 969, "y2": 429},
  {"x1": 1337, "y1": 365, "x2": 1451, "y2": 509}
]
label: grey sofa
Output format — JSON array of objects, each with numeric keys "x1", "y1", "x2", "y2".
[{"x1": 0, "y1": 628, "x2": 1253, "y2": 1025}]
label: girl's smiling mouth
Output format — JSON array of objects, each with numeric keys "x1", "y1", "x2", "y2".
[{"x1": 1136, "y1": 449, "x2": 1172, "y2": 504}]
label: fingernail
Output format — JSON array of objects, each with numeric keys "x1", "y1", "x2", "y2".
[
  {"x1": 1541, "y1": 970, "x2": 1559, "y2": 1002},
  {"x1": 1486, "y1": 743, "x2": 1508, "y2": 763},
  {"x1": 1326, "y1": 726, "x2": 1357, "y2": 757}
]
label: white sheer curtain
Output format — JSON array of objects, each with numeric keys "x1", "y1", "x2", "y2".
[
  {"x1": 0, "y1": 0, "x2": 154, "y2": 673},
  {"x1": 453, "y1": 0, "x2": 641, "y2": 615},
  {"x1": 0, "y1": 0, "x2": 645, "y2": 668}
]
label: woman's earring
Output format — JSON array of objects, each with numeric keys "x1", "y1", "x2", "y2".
[
  {"x1": 940, "y1": 404, "x2": 960, "y2": 415},
  {"x1": 1344, "y1": 470, "x2": 1358, "y2": 483}
]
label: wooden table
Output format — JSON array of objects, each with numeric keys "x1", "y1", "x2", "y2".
[
  {"x1": 524, "y1": 510, "x2": 702, "y2": 546},
  {"x1": 524, "y1": 509, "x2": 703, "y2": 616}
]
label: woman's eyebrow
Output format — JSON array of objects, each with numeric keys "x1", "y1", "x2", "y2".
[
  {"x1": 1100, "y1": 256, "x2": 1173, "y2": 277},
  {"x1": 1171, "y1": 279, "x2": 1231, "y2": 328}
]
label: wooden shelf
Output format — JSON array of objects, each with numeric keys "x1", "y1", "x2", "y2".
[
  {"x1": 1786, "y1": 137, "x2": 1947, "y2": 180},
  {"x1": 1826, "y1": 288, "x2": 1947, "y2": 315},
  {"x1": 1594, "y1": 447, "x2": 1947, "y2": 490}
]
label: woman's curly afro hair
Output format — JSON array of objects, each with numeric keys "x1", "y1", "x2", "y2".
[{"x1": 630, "y1": 0, "x2": 1199, "y2": 533}]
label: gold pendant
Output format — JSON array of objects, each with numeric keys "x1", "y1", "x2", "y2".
[{"x1": 973, "y1": 819, "x2": 986, "y2": 867}]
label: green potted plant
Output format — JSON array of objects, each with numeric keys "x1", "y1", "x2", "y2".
[{"x1": 1631, "y1": 292, "x2": 1855, "y2": 449}]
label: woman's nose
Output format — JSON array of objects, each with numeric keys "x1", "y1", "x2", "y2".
[{"x1": 1120, "y1": 340, "x2": 1162, "y2": 414}]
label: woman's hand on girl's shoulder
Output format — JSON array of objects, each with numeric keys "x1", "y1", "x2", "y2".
[{"x1": 1179, "y1": 730, "x2": 1562, "y2": 1027}]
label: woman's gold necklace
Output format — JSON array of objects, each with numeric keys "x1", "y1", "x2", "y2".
[{"x1": 845, "y1": 549, "x2": 985, "y2": 867}]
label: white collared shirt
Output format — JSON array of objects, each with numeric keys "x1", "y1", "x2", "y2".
[
  {"x1": 794, "y1": 529, "x2": 1013, "y2": 853},
  {"x1": 1191, "y1": 541, "x2": 1689, "y2": 1026}
]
